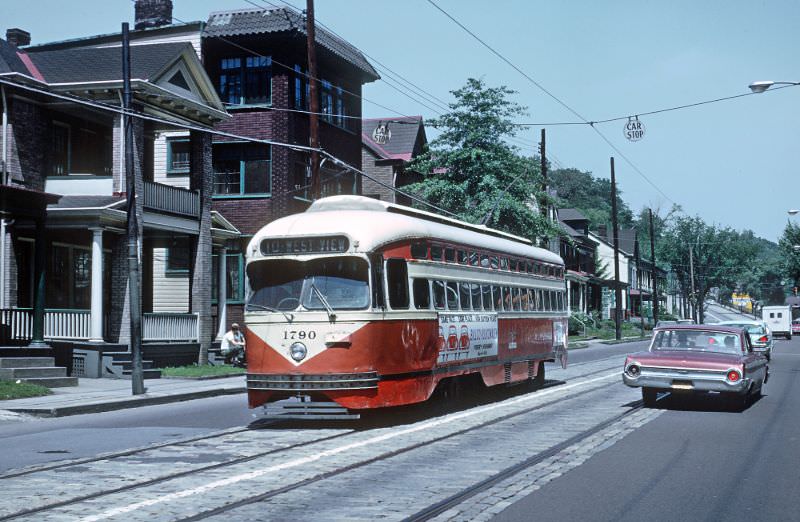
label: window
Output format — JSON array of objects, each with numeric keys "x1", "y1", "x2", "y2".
[
  {"x1": 431, "y1": 245, "x2": 443, "y2": 261},
  {"x1": 413, "y1": 279, "x2": 430, "y2": 309},
  {"x1": 213, "y1": 143, "x2": 271, "y2": 196},
  {"x1": 167, "y1": 138, "x2": 190, "y2": 174},
  {"x1": 410, "y1": 242, "x2": 428, "y2": 259},
  {"x1": 294, "y1": 65, "x2": 307, "y2": 110},
  {"x1": 433, "y1": 280, "x2": 446, "y2": 310},
  {"x1": 458, "y1": 250, "x2": 468, "y2": 264},
  {"x1": 444, "y1": 248, "x2": 455, "y2": 263},
  {"x1": 446, "y1": 282, "x2": 459, "y2": 310},
  {"x1": 459, "y1": 283, "x2": 472, "y2": 311},
  {"x1": 212, "y1": 251, "x2": 245, "y2": 303},
  {"x1": 50, "y1": 123, "x2": 70, "y2": 176},
  {"x1": 218, "y1": 56, "x2": 271, "y2": 106},
  {"x1": 386, "y1": 259, "x2": 409, "y2": 309},
  {"x1": 166, "y1": 241, "x2": 191, "y2": 274},
  {"x1": 482, "y1": 285, "x2": 494, "y2": 311},
  {"x1": 46, "y1": 244, "x2": 92, "y2": 309}
]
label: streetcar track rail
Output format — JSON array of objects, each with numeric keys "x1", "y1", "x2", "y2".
[
  {"x1": 175, "y1": 373, "x2": 621, "y2": 521},
  {"x1": 404, "y1": 402, "x2": 645, "y2": 521},
  {"x1": 1, "y1": 365, "x2": 626, "y2": 521}
]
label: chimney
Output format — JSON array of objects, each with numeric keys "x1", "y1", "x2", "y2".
[
  {"x1": 134, "y1": 0, "x2": 173, "y2": 30},
  {"x1": 6, "y1": 28, "x2": 31, "y2": 47}
]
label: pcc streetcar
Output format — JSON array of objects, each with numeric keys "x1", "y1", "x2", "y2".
[{"x1": 244, "y1": 195, "x2": 568, "y2": 411}]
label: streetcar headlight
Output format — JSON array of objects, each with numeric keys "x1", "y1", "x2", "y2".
[{"x1": 290, "y1": 342, "x2": 308, "y2": 362}]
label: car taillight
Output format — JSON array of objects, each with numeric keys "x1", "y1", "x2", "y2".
[
  {"x1": 727, "y1": 370, "x2": 741, "y2": 382},
  {"x1": 625, "y1": 363, "x2": 640, "y2": 377},
  {"x1": 758, "y1": 335, "x2": 768, "y2": 343}
]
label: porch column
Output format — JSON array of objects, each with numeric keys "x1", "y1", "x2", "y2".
[
  {"x1": 566, "y1": 280, "x2": 572, "y2": 311},
  {"x1": 29, "y1": 217, "x2": 47, "y2": 348},
  {"x1": 89, "y1": 228, "x2": 104, "y2": 342},
  {"x1": 215, "y1": 245, "x2": 227, "y2": 340}
]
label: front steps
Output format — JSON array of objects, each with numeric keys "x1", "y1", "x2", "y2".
[{"x1": 0, "y1": 357, "x2": 78, "y2": 387}]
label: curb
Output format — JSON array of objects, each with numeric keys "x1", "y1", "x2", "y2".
[
  {"x1": 160, "y1": 373, "x2": 246, "y2": 381},
  {"x1": 5, "y1": 387, "x2": 246, "y2": 418}
]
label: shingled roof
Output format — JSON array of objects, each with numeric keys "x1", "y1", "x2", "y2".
[
  {"x1": 362, "y1": 117, "x2": 426, "y2": 161},
  {"x1": 205, "y1": 7, "x2": 379, "y2": 81},
  {"x1": 26, "y1": 42, "x2": 193, "y2": 84}
]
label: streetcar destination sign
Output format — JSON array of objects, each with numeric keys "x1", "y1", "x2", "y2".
[
  {"x1": 260, "y1": 235, "x2": 349, "y2": 255},
  {"x1": 624, "y1": 116, "x2": 645, "y2": 142}
]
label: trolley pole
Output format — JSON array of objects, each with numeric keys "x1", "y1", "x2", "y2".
[
  {"x1": 123, "y1": 23, "x2": 144, "y2": 395},
  {"x1": 610, "y1": 157, "x2": 622, "y2": 341},
  {"x1": 306, "y1": 0, "x2": 320, "y2": 200},
  {"x1": 649, "y1": 208, "x2": 658, "y2": 324}
]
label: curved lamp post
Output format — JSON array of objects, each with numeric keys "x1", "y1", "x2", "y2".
[{"x1": 749, "y1": 80, "x2": 800, "y2": 93}]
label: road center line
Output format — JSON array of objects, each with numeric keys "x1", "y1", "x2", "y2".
[{"x1": 79, "y1": 372, "x2": 619, "y2": 522}]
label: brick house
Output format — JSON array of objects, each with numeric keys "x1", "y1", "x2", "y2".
[
  {"x1": 0, "y1": 27, "x2": 235, "y2": 373},
  {"x1": 24, "y1": 1, "x2": 379, "y2": 336},
  {"x1": 361, "y1": 116, "x2": 426, "y2": 204}
]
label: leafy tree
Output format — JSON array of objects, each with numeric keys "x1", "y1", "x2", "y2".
[
  {"x1": 549, "y1": 167, "x2": 634, "y2": 229},
  {"x1": 779, "y1": 221, "x2": 800, "y2": 292},
  {"x1": 659, "y1": 216, "x2": 758, "y2": 324},
  {"x1": 406, "y1": 78, "x2": 561, "y2": 241}
]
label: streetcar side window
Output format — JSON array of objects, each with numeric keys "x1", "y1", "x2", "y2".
[
  {"x1": 433, "y1": 280, "x2": 446, "y2": 309},
  {"x1": 493, "y1": 285, "x2": 503, "y2": 310},
  {"x1": 386, "y1": 259, "x2": 409, "y2": 309},
  {"x1": 413, "y1": 279, "x2": 430, "y2": 309},
  {"x1": 431, "y1": 245, "x2": 443, "y2": 261},
  {"x1": 480, "y1": 254, "x2": 489, "y2": 268},
  {"x1": 491, "y1": 256, "x2": 500, "y2": 269},
  {"x1": 458, "y1": 250, "x2": 468, "y2": 264},
  {"x1": 410, "y1": 242, "x2": 428, "y2": 259},
  {"x1": 459, "y1": 283, "x2": 472, "y2": 311},
  {"x1": 444, "y1": 248, "x2": 455, "y2": 263},
  {"x1": 503, "y1": 287, "x2": 512, "y2": 310},
  {"x1": 446, "y1": 281, "x2": 459, "y2": 310},
  {"x1": 559, "y1": 291, "x2": 566, "y2": 311},
  {"x1": 470, "y1": 252, "x2": 480, "y2": 266},
  {"x1": 482, "y1": 285, "x2": 494, "y2": 311},
  {"x1": 512, "y1": 288, "x2": 522, "y2": 311},
  {"x1": 471, "y1": 283, "x2": 482, "y2": 310}
]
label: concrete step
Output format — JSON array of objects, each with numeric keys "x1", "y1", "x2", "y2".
[
  {"x1": 0, "y1": 367, "x2": 67, "y2": 379},
  {"x1": 19, "y1": 376, "x2": 79, "y2": 388},
  {"x1": 122, "y1": 368, "x2": 162, "y2": 379},
  {"x1": 0, "y1": 357, "x2": 55, "y2": 368}
]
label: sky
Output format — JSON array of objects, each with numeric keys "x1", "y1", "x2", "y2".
[{"x1": 3, "y1": 0, "x2": 799, "y2": 242}]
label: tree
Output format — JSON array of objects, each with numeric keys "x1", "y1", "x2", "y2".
[
  {"x1": 406, "y1": 78, "x2": 561, "y2": 241},
  {"x1": 659, "y1": 216, "x2": 758, "y2": 324},
  {"x1": 549, "y1": 167, "x2": 635, "y2": 229},
  {"x1": 779, "y1": 221, "x2": 800, "y2": 292}
]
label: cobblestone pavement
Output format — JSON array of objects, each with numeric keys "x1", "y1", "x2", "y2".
[{"x1": 0, "y1": 355, "x2": 652, "y2": 522}]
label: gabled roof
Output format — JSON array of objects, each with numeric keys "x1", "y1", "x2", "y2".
[
  {"x1": 557, "y1": 208, "x2": 588, "y2": 222},
  {"x1": 205, "y1": 7, "x2": 379, "y2": 81},
  {"x1": 0, "y1": 39, "x2": 29, "y2": 75},
  {"x1": 362, "y1": 117, "x2": 426, "y2": 161},
  {"x1": 27, "y1": 42, "x2": 192, "y2": 84}
]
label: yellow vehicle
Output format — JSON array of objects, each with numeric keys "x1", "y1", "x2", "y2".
[{"x1": 731, "y1": 293, "x2": 753, "y2": 313}]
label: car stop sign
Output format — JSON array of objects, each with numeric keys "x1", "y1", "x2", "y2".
[{"x1": 624, "y1": 117, "x2": 645, "y2": 142}]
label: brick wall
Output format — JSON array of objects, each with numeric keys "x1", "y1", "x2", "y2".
[
  {"x1": 190, "y1": 130, "x2": 213, "y2": 361},
  {"x1": 360, "y1": 147, "x2": 396, "y2": 202},
  {"x1": 6, "y1": 97, "x2": 47, "y2": 187}
]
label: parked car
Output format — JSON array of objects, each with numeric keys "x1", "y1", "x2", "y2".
[
  {"x1": 762, "y1": 305, "x2": 792, "y2": 339},
  {"x1": 716, "y1": 320, "x2": 773, "y2": 361},
  {"x1": 677, "y1": 319, "x2": 695, "y2": 324},
  {"x1": 655, "y1": 320, "x2": 677, "y2": 327},
  {"x1": 623, "y1": 324, "x2": 768, "y2": 409},
  {"x1": 792, "y1": 319, "x2": 800, "y2": 335}
]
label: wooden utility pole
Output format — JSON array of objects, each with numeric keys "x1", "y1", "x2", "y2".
[
  {"x1": 610, "y1": 157, "x2": 622, "y2": 341},
  {"x1": 649, "y1": 208, "x2": 659, "y2": 324},
  {"x1": 539, "y1": 128, "x2": 547, "y2": 218},
  {"x1": 306, "y1": 0, "x2": 320, "y2": 200},
  {"x1": 689, "y1": 244, "x2": 696, "y2": 322},
  {"x1": 123, "y1": 23, "x2": 144, "y2": 395}
]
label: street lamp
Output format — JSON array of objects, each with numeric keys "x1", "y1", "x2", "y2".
[
  {"x1": 789, "y1": 209, "x2": 799, "y2": 216},
  {"x1": 749, "y1": 80, "x2": 800, "y2": 93}
]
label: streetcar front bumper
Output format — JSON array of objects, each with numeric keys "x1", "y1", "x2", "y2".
[{"x1": 247, "y1": 371, "x2": 379, "y2": 391}]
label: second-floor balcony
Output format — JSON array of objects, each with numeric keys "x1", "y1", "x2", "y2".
[{"x1": 143, "y1": 181, "x2": 199, "y2": 218}]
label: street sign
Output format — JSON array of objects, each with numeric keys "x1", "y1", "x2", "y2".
[{"x1": 624, "y1": 116, "x2": 645, "y2": 142}]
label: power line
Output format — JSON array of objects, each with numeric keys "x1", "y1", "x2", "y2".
[{"x1": 425, "y1": 0, "x2": 678, "y2": 207}]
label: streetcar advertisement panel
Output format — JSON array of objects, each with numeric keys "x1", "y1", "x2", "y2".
[{"x1": 437, "y1": 312, "x2": 498, "y2": 363}]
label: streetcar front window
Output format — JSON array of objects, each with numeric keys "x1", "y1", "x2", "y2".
[{"x1": 247, "y1": 257, "x2": 370, "y2": 311}]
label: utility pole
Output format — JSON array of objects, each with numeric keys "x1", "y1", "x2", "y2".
[
  {"x1": 123, "y1": 23, "x2": 144, "y2": 395},
  {"x1": 610, "y1": 157, "x2": 622, "y2": 341},
  {"x1": 637, "y1": 246, "x2": 644, "y2": 337},
  {"x1": 689, "y1": 244, "x2": 696, "y2": 322},
  {"x1": 649, "y1": 208, "x2": 659, "y2": 324},
  {"x1": 539, "y1": 128, "x2": 547, "y2": 218},
  {"x1": 306, "y1": 0, "x2": 320, "y2": 200}
]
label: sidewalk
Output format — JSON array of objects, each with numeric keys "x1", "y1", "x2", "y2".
[{"x1": 0, "y1": 375, "x2": 246, "y2": 418}]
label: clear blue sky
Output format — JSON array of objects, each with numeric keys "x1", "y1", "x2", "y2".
[{"x1": 4, "y1": 0, "x2": 799, "y2": 242}]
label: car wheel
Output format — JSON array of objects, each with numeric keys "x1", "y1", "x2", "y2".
[{"x1": 641, "y1": 387, "x2": 657, "y2": 407}]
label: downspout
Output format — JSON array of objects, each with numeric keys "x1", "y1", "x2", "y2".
[{"x1": 1, "y1": 85, "x2": 8, "y2": 309}]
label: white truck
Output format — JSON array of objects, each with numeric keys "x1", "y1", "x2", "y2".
[{"x1": 762, "y1": 305, "x2": 792, "y2": 339}]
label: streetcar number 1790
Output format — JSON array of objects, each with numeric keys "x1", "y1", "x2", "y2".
[{"x1": 284, "y1": 330, "x2": 317, "y2": 340}]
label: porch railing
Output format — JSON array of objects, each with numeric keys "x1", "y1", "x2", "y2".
[
  {"x1": 143, "y1": 312, "x2": 199, "y2": 342},
  {"x1": 0, "y1": 309, "x2": 91, "y2": 340},
  {"x1": 0, "y1": 309, "x2": 199, "y2": 343},
  {"x1": 143, "y1": 181, "x2": 200, "y2": 218}
]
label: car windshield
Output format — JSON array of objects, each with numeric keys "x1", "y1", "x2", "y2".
[
  {"x1": 246, "y1": 257, "x2": 370, "y2": 311},
  {"x1": 652, "y1": 329, "x2": 742, "y2": 354}
]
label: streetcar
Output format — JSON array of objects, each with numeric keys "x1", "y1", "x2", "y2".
[{"x1": 244, "y1": 195, "x2": 568, "y2": 412}]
